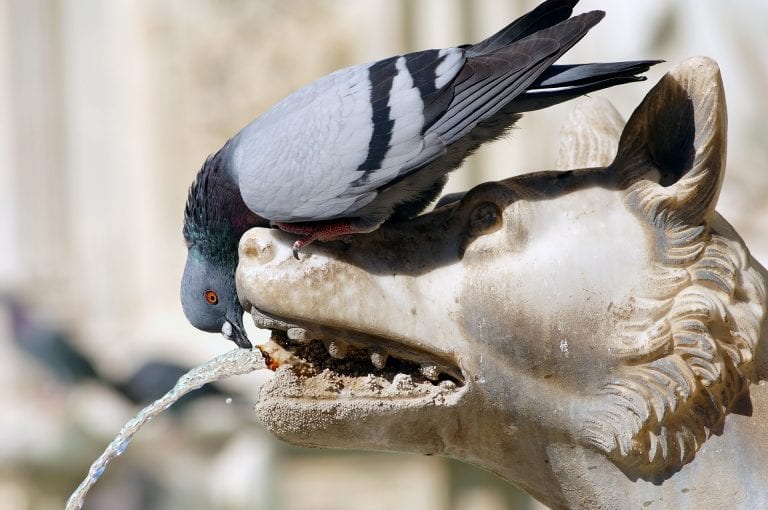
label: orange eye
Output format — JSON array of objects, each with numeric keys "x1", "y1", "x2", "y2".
[{"x1": 204, "y1": 290, "x2": 219, "y2": 305}]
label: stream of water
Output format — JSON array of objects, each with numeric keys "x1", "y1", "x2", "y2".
[{"x1": 65, "y1": 347, "x2": 266, "y2": 510}]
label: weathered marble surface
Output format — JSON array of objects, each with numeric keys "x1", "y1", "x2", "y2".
[{"x1": 238, "y1": 58, "x2": 768, "y2": 509}]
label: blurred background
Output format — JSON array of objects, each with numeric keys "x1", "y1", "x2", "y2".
[{"x1": 0, "y1": 1, "x2": 766, "y2": 508}]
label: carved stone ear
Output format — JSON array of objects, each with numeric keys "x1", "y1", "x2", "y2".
[
  {"x1": 614, "y1": 57, "x2": 727, "y2": 224},
  {"x1": 555, "y1": 97, "x2": 625, "y2": 170}
]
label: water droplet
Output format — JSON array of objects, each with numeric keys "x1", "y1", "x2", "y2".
[
  {"x1": 225, "y1": 397, "x2": 233, "y2": 405},
  {"x1": 115, "y1": 439, "x2": 130, "y2": 456},
  {"x1": 92, "y1": 466, "x2": 105, "y2": 480}
]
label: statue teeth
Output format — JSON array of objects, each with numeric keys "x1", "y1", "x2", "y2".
[
  {"x1": 369, "y1": 348, "x2": 388, "y2": 370},
  {"x1": 420, "y1": 362, "x2": 440, "y2": 381},
  {"x1": 327, "y1": 340, "x2": 348, "y2": 359},
  {"x1": 287, "y1": 328, "x2": 311, "y2": 343},
  {"x1": 439, "y1": 380, "x2": 456, "y2": 391},
  {"x1": 392, "y1": 373, "x2": 415, "y2": 391}
]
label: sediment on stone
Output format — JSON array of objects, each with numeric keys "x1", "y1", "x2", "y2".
[{"x1": 261, "y1": 329, "x2": 463, "y2": 394}]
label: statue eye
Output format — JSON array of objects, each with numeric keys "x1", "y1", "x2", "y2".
[{"x1": 204, "y1": 290, "x2": 219, "y2": 305}]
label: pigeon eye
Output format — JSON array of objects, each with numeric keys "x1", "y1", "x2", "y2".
[{"x1": 204, "y1": 290, "x2": 219, "y2": 305}]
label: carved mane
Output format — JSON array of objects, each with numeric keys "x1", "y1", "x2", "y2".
[
  {"x1": 583, "y1": 208, "x2": 766, "y2": 479},
  {"x1": 580, "y1": 58, "x2": 767, "y2": 480}
]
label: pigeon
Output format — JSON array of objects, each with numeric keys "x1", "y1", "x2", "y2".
[
  {"x1": 181, "y1": 0, "x2": 660, "y2": 348},
  {"x1": 3, "y1": 295, "x2": 225, "y2": 409},
  {"x1": 3, "y1": 295, "x2": 99, "y2": 384},
  {"x1": 115, "y1": 361, "x2": 225, "y2": 410}
]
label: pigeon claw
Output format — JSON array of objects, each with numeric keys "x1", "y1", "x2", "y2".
[
  {"x1": 275, "y1": 220, "x2": 355, "y2": 260},
  {"x1": 291, "y1": 234, "x2": 318, "y2": 260}
]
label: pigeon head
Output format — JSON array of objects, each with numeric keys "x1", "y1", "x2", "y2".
[
  {"x1": 181, "y1": 144, "x2": 266, "y2": 349},
  {"x1": 181, "y1": 249, "x2": 250, "y2": 348}
]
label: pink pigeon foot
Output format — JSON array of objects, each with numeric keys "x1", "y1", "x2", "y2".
[{"x1": 274, "y1": 221, "x2": 365, "y2": 259}]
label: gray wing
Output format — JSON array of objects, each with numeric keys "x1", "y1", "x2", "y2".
[
  {"x1": 365, "y1": 11, "x2": 605, "y2": 194},
  {"x1": 235, "y1": 9, "x2": 603, "y2": 222},
  {"x1": 232, "y1": 49, "x2": 466, "y2": 223}
]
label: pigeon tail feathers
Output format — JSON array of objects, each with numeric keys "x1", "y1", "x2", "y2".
[
  {"x1": 467, "y1": 0, "x2": 579, "y2": 55},
  {"x1": 506, "y1": 60, "x2": 664, "y2": 114}
]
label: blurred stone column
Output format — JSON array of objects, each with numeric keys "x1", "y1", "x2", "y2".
[
  {"x1": 0, "y1": 1, "x2": 18, "y2": 287},
  {"x1": 57, "y1": 0, "x2": 158, "y2": 361},
  {"x1": 0, "y1": 0, "x2": 69, "y2": 296}
]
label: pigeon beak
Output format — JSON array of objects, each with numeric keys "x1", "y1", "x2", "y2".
[{"x1": 222, "y1": 319, "x2": 252, "y2": 349}]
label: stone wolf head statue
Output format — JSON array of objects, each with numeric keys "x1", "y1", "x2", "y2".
[{"x1": 238, "y1": 57, "x2": 768, "y2": 509}]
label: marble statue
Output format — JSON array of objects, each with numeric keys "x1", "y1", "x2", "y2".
[{"x1": 237, "y1": 57, "x2": 768, "y2": 509}]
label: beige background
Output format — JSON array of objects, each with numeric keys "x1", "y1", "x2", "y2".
[{"x1": 0, "y1": 1, "x2": 766, "y2": 508}]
